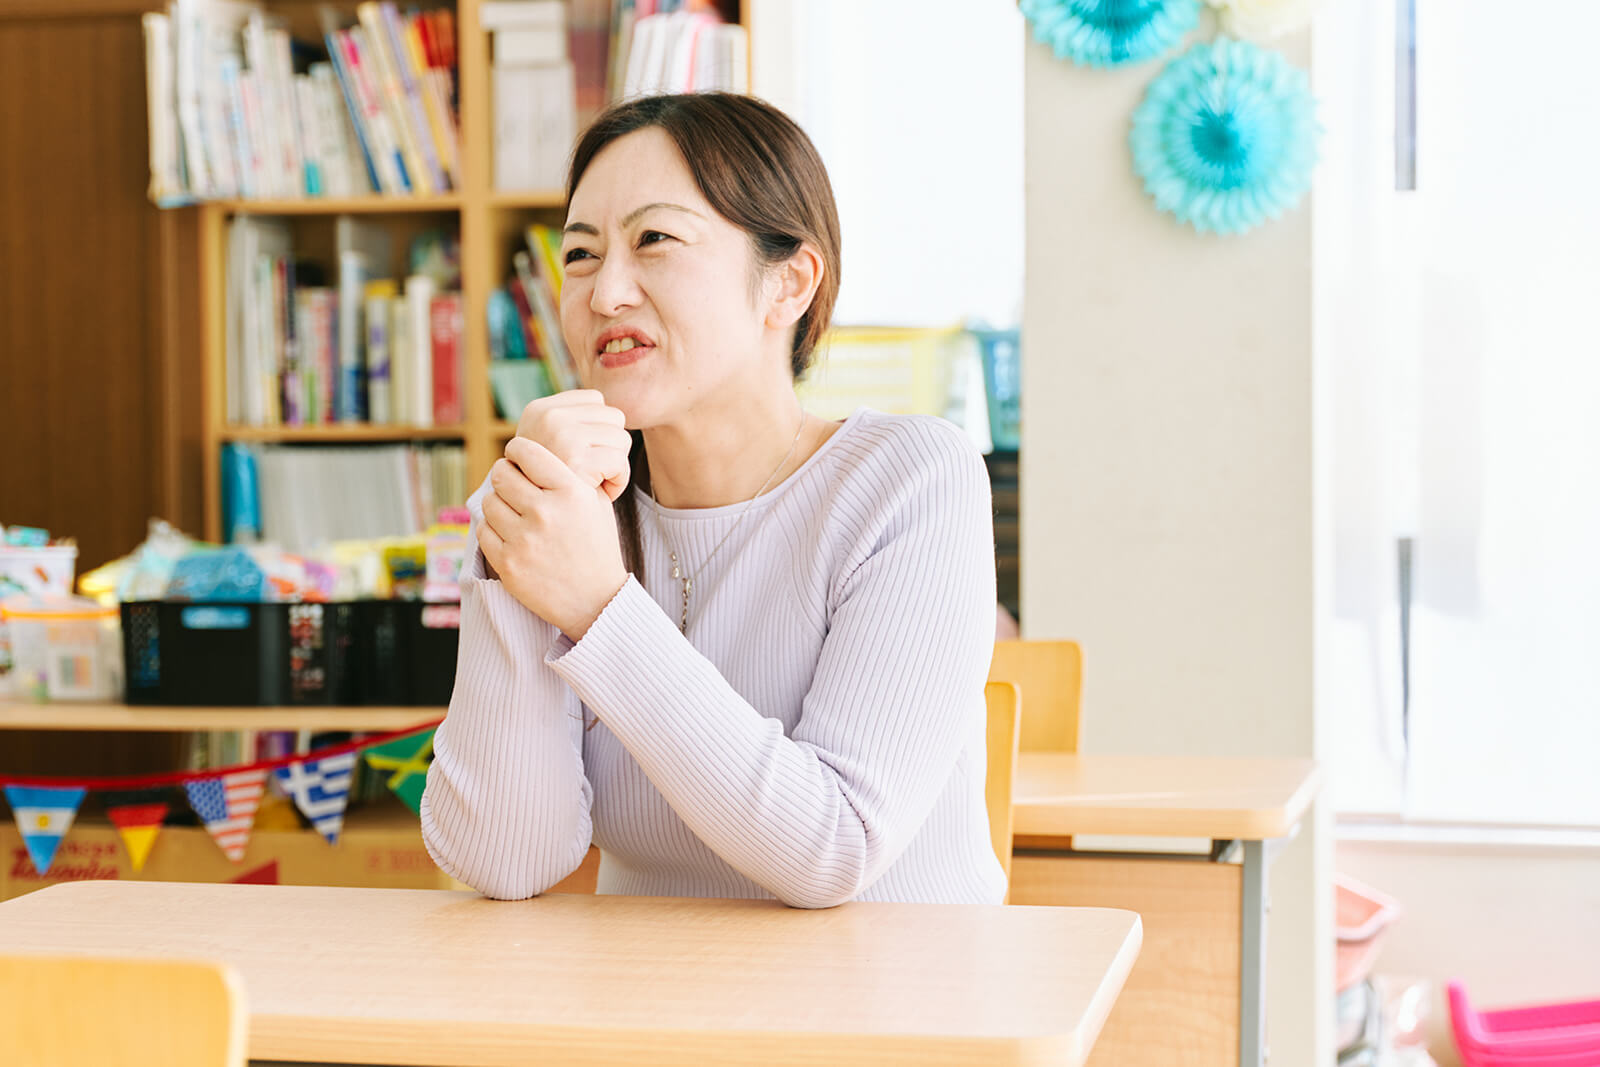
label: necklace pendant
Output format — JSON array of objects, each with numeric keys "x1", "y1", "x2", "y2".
[{"x1": 684, "y1": 577, "x2": 693, "y2": 595}]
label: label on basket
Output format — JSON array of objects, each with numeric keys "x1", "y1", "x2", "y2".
[
  {"x1": 420, "y1": 605, "x2": 461, "y2": 631},
  {"x1": 180, "y1": 606, "x2": 251, "y2": 631}
]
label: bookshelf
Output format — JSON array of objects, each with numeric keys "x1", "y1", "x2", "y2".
[{"x1": 194, "y1": 0, "x2": 749, "y2": 543}]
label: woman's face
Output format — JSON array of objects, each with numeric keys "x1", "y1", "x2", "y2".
[{"x1": 560, "y1": 128, "x2": 772, "y2": 427}]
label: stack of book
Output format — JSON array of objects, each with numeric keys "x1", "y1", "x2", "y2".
[
  {"x1": 611, "y1": 1, "x2": 748, "y2": 100},
  {"x1": 142, "y1": 0, "x2": 460, "y2": 204},
  {"x1": 221, "y1": 442, "x2": 467, "y2": 550},
  {"x1": 486, "y1": 1, "x2": 578, "y2": 192},
  {"x1": 226, "y1": 216, "x2": 463, "y2": 428},
  {"x1": 487, "y1": 223, "x2": 580, "y2": 417}
]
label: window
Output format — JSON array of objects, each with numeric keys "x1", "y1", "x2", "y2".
[{"x1": 1317, "y1": 0, "x2": 1600, "y2": 827}]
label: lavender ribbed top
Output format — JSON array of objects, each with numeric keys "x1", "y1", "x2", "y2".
[{"x1": 420, "y1": 408, "x2": 1006, "y2": 908}]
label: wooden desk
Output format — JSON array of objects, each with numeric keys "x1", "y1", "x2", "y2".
[
  {"x1": 0, "y1": 881, "x2": 1142, "y2": 1066},
  {"x1": 1009, "y1": 754, "x2": 1320, "y2": 1067}
]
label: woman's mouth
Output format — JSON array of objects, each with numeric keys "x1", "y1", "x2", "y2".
[{"x1": 596, "y1": 335, "x2": 655, "y2": 369}]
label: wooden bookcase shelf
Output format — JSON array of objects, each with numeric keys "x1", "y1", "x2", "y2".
[
  {"x1": 195, "y1": 1, "x2": 749, "y2": 542},
  {"x1": 0, "y1": 702, "x2": 443, "y2": 733},
  {"x1": 219, "y1": 424, "x2": 470, "y2": 443}
]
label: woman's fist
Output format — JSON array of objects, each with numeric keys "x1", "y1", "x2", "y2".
[{"x1": 515, "y1": 390, "x2": 633, "y2": 502}]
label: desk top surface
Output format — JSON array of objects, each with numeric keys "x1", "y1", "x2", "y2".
[
  {"x1": 1013, "y1": 753, "x2": 1321, "y2": 841},
  {"x1": 0, "y1": 881, "x2": 1142, "y2": 1066}
]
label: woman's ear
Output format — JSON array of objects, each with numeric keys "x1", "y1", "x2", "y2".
[{"x1": 764, "y1": 242, "x2": 824, "y2": 331}]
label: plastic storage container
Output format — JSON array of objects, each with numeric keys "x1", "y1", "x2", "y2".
[
  {"x1": 1, "y1": 595, "x2": 122, "y2": 702},
  {"x1": 1336, "y1": 874, "x2": 1403, "y2": 992},
  {"x1": 0, "y1": 544, "x2": 78, "y2": 598},
  {"x1": 1449, "y1": 981, "x2": 1600, "y2": 1067},
  {"x1": 354, "y1": 600, "x2": 460, "y2": 706},
  {"x1": 121, "y1": 600, "x2": 356, "y2": 706}
]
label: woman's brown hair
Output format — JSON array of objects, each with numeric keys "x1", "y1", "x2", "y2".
[{"x1": 564, "y1": 91, "x2": 842, "y2": 582}]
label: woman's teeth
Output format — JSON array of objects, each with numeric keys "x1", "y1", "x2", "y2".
[{"x1": 604, "y1": 337, "x2": 643, "y2": 354}]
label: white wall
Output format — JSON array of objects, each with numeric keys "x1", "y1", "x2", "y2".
[
  {"x1": 1337, "y1": 837, "x2": 1600, "y2": 1066},
  {"x1": 1021, "y1": 23, "x2": 1332, "y2": 1067},
  {"x1": 750, "y1": 0, "x2": 1024, "y2": 328}
]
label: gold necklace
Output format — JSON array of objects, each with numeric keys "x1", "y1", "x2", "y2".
[{"x1": 648, "y1": 413, "x2": 807, "y2": 634}]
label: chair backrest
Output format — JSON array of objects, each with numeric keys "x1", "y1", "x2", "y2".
[
  {"x1": 984, "y1": 680, "x2": 1023, "y2": 897},
  {"x1": 0, "y1": 954, "x2": 247, "y2": 1067},
  {"x1": 988, "y1": 639, "x2": 1083, "y2": 752}
]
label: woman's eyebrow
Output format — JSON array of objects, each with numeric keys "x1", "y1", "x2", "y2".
[{"x1": 564, "y1": 202, "x2": 704, "y2": 237}]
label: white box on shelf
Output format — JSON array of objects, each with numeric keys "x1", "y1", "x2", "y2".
[
  {"x1": 494, "y1": 27, "x2": 568, "y2": 66},
  {"x1": 480, "y1": 0, "x2": 566, "y2": 32},
  {"x1": 493, "y1": 61, "x2": 575, "y2": 192}
]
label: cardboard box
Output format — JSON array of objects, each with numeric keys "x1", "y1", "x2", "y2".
[{"x1": 1, "y1": 802, "x2": 458, "y2": 901}]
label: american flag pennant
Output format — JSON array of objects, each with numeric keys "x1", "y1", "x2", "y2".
[
  {"x1": 184, "y1": 770, "x2": 267, "y2": 862},
  {"x1": 4, "y1": 784, "x2": 86, "y2": 876},
  {"x1": 275, "y1": 752, "x2": 358, "y2": 844}
]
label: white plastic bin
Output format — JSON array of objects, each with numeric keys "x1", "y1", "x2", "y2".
[{"x1": 0, "y1": 596, "x2": 122, "y2": 702}]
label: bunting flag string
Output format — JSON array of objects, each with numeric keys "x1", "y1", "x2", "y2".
[
  {"x1": 3, "y1": 785, "x2": 86, "y2": 877},
  {"x1": 185, "y1": 770, "x2": 269, "y2": 862},
  {"x1": 0, "y1": 720, "x2": 440, "y2": 874},
  {"x1": 275, "y1": 753, "x2": 358, "y2": 845},
  {"x1": 0, "y1": 719, "x2": 442, "y2": 790},
  {"x1": 106, "y1": 800, "x2": 170, "y2": 872},
  {"x1": 362, "y1": 730, "x2": 436, "y2": 815}
]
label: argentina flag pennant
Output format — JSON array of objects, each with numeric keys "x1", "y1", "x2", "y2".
[
  {"x1": 275, "y1": 751, "x2": 358, "y2": 844},
  {"x1": 4, "y1": 784, "x2": 87, "y2": 876}
]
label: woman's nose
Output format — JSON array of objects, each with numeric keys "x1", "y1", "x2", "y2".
[{"x1": 590, "y1": 253, "x2": 643, "y2": 317}]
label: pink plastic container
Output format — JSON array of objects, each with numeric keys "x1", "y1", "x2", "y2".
[
  {"x1": 1448, "y1": 980, "x2": 1600, "y2": 1067},
  {"x1": 1335, "y1": 874, "x2": 1402, "y2": 992}
]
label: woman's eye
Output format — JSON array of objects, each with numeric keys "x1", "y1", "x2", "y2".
[
  {"x1": 564, "y1": 248, "x2": 594, "y2": 265},
  {"x1": 639, "y1": 231, "x2": 673, "y2": 248}
]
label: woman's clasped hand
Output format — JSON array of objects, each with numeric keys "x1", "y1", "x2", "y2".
[{"x1": 478, "y1": 390, "x2": 633, "y2": 641}]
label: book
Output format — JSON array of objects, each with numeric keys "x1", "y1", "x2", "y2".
[
  {"x1": 389, "y1": 293, "x2": 411, "y2": 425},
  {"x1": 364, "y1": 279, "x2": 398, "y2": 423},
  {"x1": 142, "y1": 12, "x2": 190, "y2": 205},
  {"x1": 336, "y1": 216, "x2": 392, "y2": 422},
  {"x1": 513, "y1": 250, "x2": 578, "y2": 391},
  {"x1": 404, "y1": 274, "x2": 436, "y2": 425},
  {"x1": 430, "y1": 292, "x2": 464, "y2": 425},
  {"x1": 400, "y1": 11, "x2": 460, "y2": 190},
  {"x1": 356, "y1": 3, "x2": 438, "y2": 194}
]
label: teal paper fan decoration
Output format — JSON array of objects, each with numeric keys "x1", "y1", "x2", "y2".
[
  {"x1": 1130, "y1": 37, "x2": 1320, "y2": 234},
  {"x1": 1020, "y1": 0, "x2": 1203, "y2": 68}
]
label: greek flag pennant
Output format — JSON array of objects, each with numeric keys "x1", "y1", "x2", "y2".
[
  {"x1": 4, "y1": 784, "x2": 87, "y2": 876},
  {"x1": 361, "y1": 729, "x2": 435, "y2": 815},
  {"x1": 275, "y1": 752, "x2": 357, "y2": 844},
  {"x1": 185, "y1": 769, "x2": 267, "y2": 862}
]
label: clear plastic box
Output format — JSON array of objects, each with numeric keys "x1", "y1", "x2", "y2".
[{"x1": 0, "y1": 596, "x2": 122, "y2": 703}]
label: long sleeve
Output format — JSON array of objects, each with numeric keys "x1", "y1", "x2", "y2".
[
  {"x1": 419, "y1": 478, "x2": 594, "y2": 900},
  {"x1": 547, "y1": 421, "x2": 996, "y2": 908}
]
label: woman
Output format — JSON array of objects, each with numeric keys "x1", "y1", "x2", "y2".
[{"x1": 421, "y1": 92, "x2": 1004, "y2": 908}]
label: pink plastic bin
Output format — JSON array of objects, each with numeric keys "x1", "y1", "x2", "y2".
[
  {"x1": 1335, "y1": 874, "x2": 1402, "y2": 992},
  {"x1": 1449, "y1": 981, "x2": 1600, "y2": 1067}
]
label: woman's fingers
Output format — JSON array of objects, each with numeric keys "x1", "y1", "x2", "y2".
[{"x1": 505, "y1": 435, "x2": 586, "y2": 492}]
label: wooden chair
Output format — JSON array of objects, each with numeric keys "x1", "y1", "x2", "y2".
[
  {"x1": 0, "y1": 954, "x2": 247, "y2": 1067},
  {"x1": 988, "y1": 639, "x2": 1084, "y2": 753},
  {"x1": 984, "y1": 680, "x2": 1023, "y2": 900},
  {"x1": 989, "y1": 639, "x2": 1084, "y2": 851}
]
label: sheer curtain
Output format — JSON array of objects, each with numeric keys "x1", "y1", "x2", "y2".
[{"x1": 1318, "y1": 0, "x2": 1600, "y2": 827}]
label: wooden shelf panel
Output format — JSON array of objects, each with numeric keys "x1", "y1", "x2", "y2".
[
  {"x1": 488, "y1": 190, "x2": 567, "y2": 209},
  {"x1": 0, "y1": 703, "x2": 444, "y2": 733},
  {"x1": 220, "y1": 424, "x2": 469, "y2": 443},
  {"x1": 492, "y1": 420, "x2": 517, "y2": 438},
  {"x1": 215, "y1": 196, "x2": 462, "y2": 215}
]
